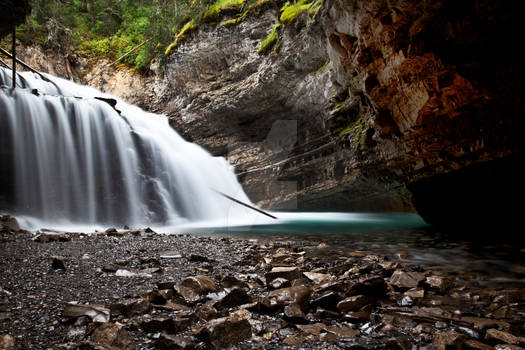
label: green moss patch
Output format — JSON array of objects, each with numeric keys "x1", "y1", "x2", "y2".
[
  {"x1": 258, "y1": 23, "x2": 281, "y2": 54},
  {"x1": 203, "y1": 0, "x2": 247, "y2": 22}
]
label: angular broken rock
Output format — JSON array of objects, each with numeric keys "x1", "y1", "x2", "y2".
[
  {"x1": 269, "y1": 277, "x2": 291, "y2": 290},
  {"x1": 92, "y1": 322, "x2": 132, "y2": 348},
  {"x1": 141, "y1": 317, "x2": 191, "y2": 334},
  {"x1": 265, "y1": 267, "x2": 302, "y2": 284},
  {"x1": 310, "y1": 291, "x2": 341, "y2": 311},
  {"x1": 155, "y1": 334, "x2": 195, "y2": 350},
  {"x1": 303, "y1": 271, "x2": 332, "y2": 284},
  {"x1": 110, "y1": 298, "x2": 151, "y2": 317},
  {"x1": 51, "y1": 256, "x2": 66, "y2": 270},
  {"x1": 173, "y1": 285, "x2": 201, "y2": 305},
  {"x1": 181, "y1": 275, "x2": 216, "y2": 294},
  {"x1": 284, "y1": 303, "x2": 306, "y2": 321},
  {"x1": 262, "y1": 286, "x2": 311, "y2": 311},
  {"x1": 337, "y1": 295, "x2": 368, "y2": 313},
  {"x1": 425, "y1": 276, "x2": 453, "y2": 293},
  {"x1": 390, "y1": 270, "x2": 426, "y2": 290},
  {"x1": 348, "y1": 276, "x2": 388, "y2": 298},
  {"x1": 485, "y1": 329, "x2": 521, "y2": 345},
  {"x1": 197, "y1": 316, "x2": 252, "y2": 348},
  {"x1": 434, "y1": 330, "x2": 466, "y2": 350},
  {"x1": 296, "y1": 323, "x2": 326, "y2": 336},
  {"x1": 63, "y1": 303, "x2": 110, "y2": 323},
  {"x1": 214, "y1": 288, "x2": 252, "y2": 310},
  {"x1": 33, "y1": 232, "x2": 70, "y2": 243}
]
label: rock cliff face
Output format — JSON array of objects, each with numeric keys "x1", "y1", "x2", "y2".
[{"x1": 8, "y1": 0, "x2": 521, "y2": 225}]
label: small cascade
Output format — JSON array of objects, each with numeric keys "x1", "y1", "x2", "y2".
[{"x1": 0, "y1": 67, "x2": 255, "y2": 228}]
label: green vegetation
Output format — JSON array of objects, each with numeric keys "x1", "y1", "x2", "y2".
[
  {"x1": 202, "y1": 0, "x2": 246, "y2": 22},
  {"x1": 280, "y1": 0, "x2": 318, "y2": 25},
  {"x1": 3, "y1": 0, "x2": 324, "y2": 71},
  {"x1": 258, "y1": 23, "x2": 280, "y2": 54}
]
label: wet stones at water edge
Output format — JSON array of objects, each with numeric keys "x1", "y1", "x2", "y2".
[{"x1": 0, "y1": 230, "x2": 524, "y2": 349}]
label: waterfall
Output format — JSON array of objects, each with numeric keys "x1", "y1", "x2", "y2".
[{"x1": 0, "y1": 67, "x2": 255, "y2": 229}]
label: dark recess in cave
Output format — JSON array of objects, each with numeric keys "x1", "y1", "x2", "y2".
[{"x1": 407, "y1": 154, "x2": 521, "y2": 232}]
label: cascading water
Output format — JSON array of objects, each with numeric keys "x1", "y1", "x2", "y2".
[{"x1": 0, "y1": 67, "x2": 257, "y2": 229}]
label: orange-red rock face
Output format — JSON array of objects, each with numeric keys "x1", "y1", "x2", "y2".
[{"x1": 324, "y1": 0, "x2": 521, "y2": 225}]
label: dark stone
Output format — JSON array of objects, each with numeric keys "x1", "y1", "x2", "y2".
[
  {"x1": 141, "y1": 318, "x2": 191, "y2": 334},
  {"x1": 51, "y1": 256, "x2": 66, "y2": 270},
  {"x1": 310, "y1": 291, "x2": 341, "y2": 311},
  {"x1": 214, "y1": 288, "x2": 252, "y2": 310},
  {"x1": 197, "y1": 316, "x2": 252, "y2": 348}
]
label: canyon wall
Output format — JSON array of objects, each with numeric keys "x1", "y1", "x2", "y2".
[{"x1": 6, "y1": 0, "x2": 521, "y2": 225}]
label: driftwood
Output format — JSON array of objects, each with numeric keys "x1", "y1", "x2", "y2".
[
  {"x1": 214, "y1": 190, "x2": 278, "y2": 219},
  {"x1": 0, "y1": 57, "x2": 10, "y2": 69},
  {"x1": 107, "y1": 39, "x2": 151, "y2": 67}
]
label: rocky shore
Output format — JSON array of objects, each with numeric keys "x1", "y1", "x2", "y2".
[{"x1": 1, "y1": 216, "x2": 524, "y2": 350}]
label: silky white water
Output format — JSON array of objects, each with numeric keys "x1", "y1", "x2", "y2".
[{"x1": 0, "y1": 67, "x2": 262, "y2": 229}]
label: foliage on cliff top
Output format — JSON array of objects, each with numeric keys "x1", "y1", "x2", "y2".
[
  {"x1": 5, "y1": 0, "x2": 324, "y2": 71},
  {"x1": 280, "y1": 0, "x2": 322, "y2": 24}
]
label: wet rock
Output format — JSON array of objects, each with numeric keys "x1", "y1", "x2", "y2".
[
  {"x1": 110, "y1": 298, "x2": 151, "y2": 317},
  {"x1": 157, "y1": 281, "x2": 176, "y2": 290},
  {"x1": 464, "y1": 339, "x2": 495, "y2": 350},
  {"x1": 390, "y1": 270, "x2": 426, "y2": 290},
  {"x1": 314, "y1": 308, "x2": 340, "y2": 320},
  {"x1": 303, "y1": 271, "x2": 332, "y2": 284},
  {"x1": 425, "y1": 276, "x2": 453, "y2": 293},
  {"x1": 348, "y1": 276, "x2": 388, "y2": 298},
  {"x1": 214, "y1": 288, "x2": 252, "y2": 310},
  {"x1": 173, "y1": 285, "x2": 201, "y2": 305},
  {"x1": 141, "y1": 317, "x2": 191, "y2": 334},
  {"x1": 265, "y1": 267, "x2": 302, "y2": 284},
  {"x1": 269, "y1": 277, "x2": 291, "y2": 290},
  {"x1": 284, "y1": 303, "x2": 306, "y2": 321},
  {"x1": 142, "y1": 290, "x2": 168, "y2": 305},
  {"x1": 102, "y1": 264, "x2": 119, "y2": 272},
  {"x1": 342, "y1": 311, "x2": 370, "y2": 323},
  {"x1": 262, "y1": 286, "x2": 311, "y2": 311},
  {"x1": 1, "y1": 216, "x2": 19, "y2": 232},
  {"x1": 433, "y1": 330, "x2": 466, "y2": 350},
  {"x1": 283, "y1": 334, "x2": 308, "y2": 345},
  {"x1": 155, "y1": 334, "x2": 195, "y2": 350},
  {"x1": 485, "y1": 329, "x2": 521, "y2": 345},
  {"x1": 155, "y1": 301, "x2": 191, "y2": 313},
  {"x1": 0, "y1": 334, "x2": 15, "y2": 350},
  {"x1": 221, "y1": 275, "x2": 248, "y2": 289},
  {"x1": 181, "y1": 275, "x2": 216, "y2": 294},
  {"x1": 310, "y1": 291, "x2": 341, "y2": 311},
  {"x1": 325, "y1": 325, "x2": 360, "y2": 338},
  {"x1": 33, "y1": 232, "x2": 70, "y2": 243},
  {"x1": 92, "y1": 322, "x2": 132, "y2": 348},
  {"x1": 404, "y1": 288, "x2": 425, "y2": 299},
  {"x1": 189, "y1": 254, "x2": 210, "y2": 262},
  {"x1": 197, "y1": 316, "x2": 252, "y2": 348},
  {"x1": 63, "y1": 303, "x2": 110, "y2": 323},
  {"x1": 337, "y1": 295, "x2": 369, "y2": 312},
  {"x1": 296, "y1": 323, "x2": 326, "y2": 335},
  {"x1": 195, "y1": 301, "x2": 218, "y2": 321},
  {"x1": 51, "y1": 256, "x2": 66, "y2": 270}
]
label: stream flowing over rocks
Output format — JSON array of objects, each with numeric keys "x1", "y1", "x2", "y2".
[{"x1": 1, "y1": 217, "x2": 524, "y2": 349}]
